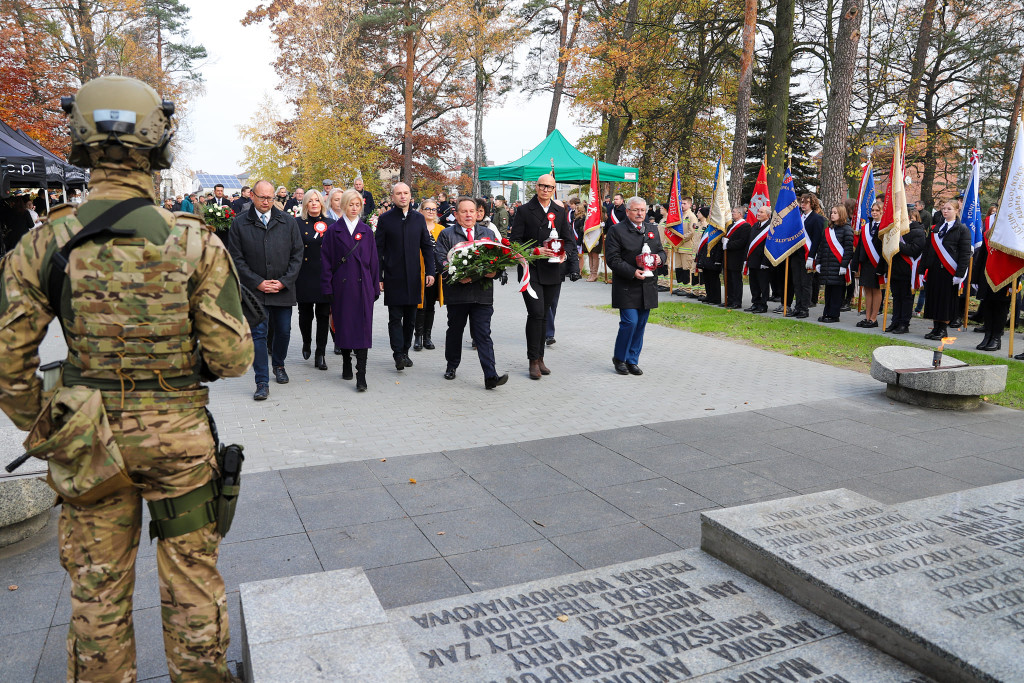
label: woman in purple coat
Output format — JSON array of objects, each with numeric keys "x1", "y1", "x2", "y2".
[{"x1": 321, "y1": 189, "x2": 379, "y2": 391}]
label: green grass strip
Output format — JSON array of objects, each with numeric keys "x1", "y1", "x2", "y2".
[{"x1": 612, "y1": 301, "x2": 1023, "y2": 410}]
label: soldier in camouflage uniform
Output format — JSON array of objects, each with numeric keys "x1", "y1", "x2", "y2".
[{"x1": 0, "y1": 76, "x2": 253, "y2": 681}]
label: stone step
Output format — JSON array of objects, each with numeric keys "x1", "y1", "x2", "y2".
[
  {"x1": 240, "y1": 547, "x2": 932, "y2": 682},
  {"x1": 701, "y1": 480, "x2": 1024, "y2": 683}
]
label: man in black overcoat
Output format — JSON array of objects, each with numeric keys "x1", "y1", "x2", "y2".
[
  {"x1": 799, "y1": 193, "x2": 826, "y2": 310},
  {"x1": 722, "y1": 206, "x2": 751, "y2": 309},
  {"x1": 510, "y1": 174, "x2": 580, "y2": 379},
  {"x1": 605, "y1": 197, "x2": 666, "y2": 375},
  {"x1": 376, "y1": 182, "x2": 435, "y2": 370},
  {"x1": 745, "y1": 205, "x2": 772, "y2": 313}
]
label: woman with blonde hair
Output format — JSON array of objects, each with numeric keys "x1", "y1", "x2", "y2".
[
  {"x1": 321, "y1": 189, "x2": 379, "y2": 390},
  {"x1": 414, "y1": 199, "x2": 444, "y2": 351},
  {"x1": 854, "y1": 200, "x2": 885, "y2": 327},
  {"x1": 325, "y1": 188, "x2": 345, "y2": 222},
  {"x1": 295, "y1": 190, "x2": 331, "y2": 369}
]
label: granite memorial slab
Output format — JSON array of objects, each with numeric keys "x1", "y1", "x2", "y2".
[
  {"x1": 701, "y1": 481, "x2": 1024, "y2": 683},
  {"x1": 387, "y1": 549, "x2": 931, "y2": 682}
]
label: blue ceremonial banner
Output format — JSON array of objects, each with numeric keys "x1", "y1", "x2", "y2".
[
  {"x1": 764, "y1": 165, "x2": 806, "y2": 266},
  {"x1": 856, "y1": 163, "x2": 875, "y2": 234},
  {"x1": 700, "y1": 158, "x2": 727, "y2": 250},
  {"x1": 963, "y1": 150, "x2": 984, "y2": 249}
]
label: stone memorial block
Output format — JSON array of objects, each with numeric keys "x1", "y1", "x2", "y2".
[
  {"x1": 387, "y1": 549, "x2": 930, "y2": 682},
  {"x1": 701, "y1": 481, "x2": 1024, "y2": 683},
  {"x1": 869, "y1": 346, "x2": 1006, "y2": 410}
]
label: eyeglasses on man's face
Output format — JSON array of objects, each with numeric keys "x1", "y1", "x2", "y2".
[
  {"x1": 537, "y1": 183, "x2": 555, "y2": 190},
  {"x1": 253, "y1": 193, "x2": 274, "y2": 201}
]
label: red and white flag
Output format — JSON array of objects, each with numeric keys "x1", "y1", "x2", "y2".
[
  {"x1": 986, "y1": 115, "x2": 1024, "y2": 290},
  {"x1": 664, "y1": 165, "x2": 683, "y2": 246},
  {"x1": 745, "y1": 161, "x2": 770, "y2": 226},
  {"x1": 583, "y1": 158, "x2": 602, "y2": 251}
]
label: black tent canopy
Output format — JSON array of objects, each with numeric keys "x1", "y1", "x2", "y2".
[{"x1": 0, "y1": 119, "x2": 88, "y2": 197}]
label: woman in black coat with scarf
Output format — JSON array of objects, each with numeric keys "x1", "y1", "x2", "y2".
[
  {"x1": 295, "y1": 190, "x2": 332, "y2": 370},
  {"x1": 854, "y1": 200, "x2": 886, "y2": 328},
  {"x1": 814, "y1": 204, "x2": 854, "y2": 322},
  {"x1": 922, "y1": 201, "x2": 972, "y2": 340}
]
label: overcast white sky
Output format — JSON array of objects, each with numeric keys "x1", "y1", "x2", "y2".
[{"x1": 180, "y1": 0, "x2": 586, "y2": 176}]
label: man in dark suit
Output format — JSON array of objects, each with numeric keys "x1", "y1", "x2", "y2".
[
  {"x1": 434, "y1": 197, "x2": 508, "y2": 389},
  {"x1": 354, "y1": 176, "x2": 375, "y2": 217},
  {"x1": 375, "y1": 182, "x2": 435, "y2": 370},
  {"x1": 232, "y1": 186, "x2": 251, "y2": 214},
  {"x1": 604, "y1": 193, "x2": 627, "y2": 229},
  {"x1": 745, "y1": 205, "x2": 772, "y2": 313},
  {"x1": 510, "y1": 174, "x2": 580, "y2": 379},
  {"x1": 209, "y1": 183, "x2": 232, "y2": 210},
  {"x1": 722, "y1": 206, "x2": 751, "y2": 309}
]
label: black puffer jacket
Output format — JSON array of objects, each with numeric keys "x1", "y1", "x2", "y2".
[
  {"x1": 816, "y1": 222, "x2": 854, "y2": 285},
  {"x1": 888, "y1": 221, "x2": 926, "y2": 281}
]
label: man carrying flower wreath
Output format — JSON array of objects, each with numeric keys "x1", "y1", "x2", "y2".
[{"x1": 434, "y1": 197, "x2": 509, "y2": 389}]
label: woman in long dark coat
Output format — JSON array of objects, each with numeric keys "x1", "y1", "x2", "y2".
[
  {"x1": 922, "y1": 200, "x2": 972, "y2": 340},
  {"x1": 854, "y1": 200, "x2": 885, "y2": 328},
  {"x1": 321, "y1": 189, "x2": 379, "y2": 391},
  {"x1": 296, "y1": 190, "x2": 331, "y2": 370},
  {"x1": 814, "y1": 204, "x2": 854, "y2": 323}
]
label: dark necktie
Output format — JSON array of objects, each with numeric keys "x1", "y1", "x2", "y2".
[{"x1": 938, "y1": 223, "x2": 949, "y2": 239}]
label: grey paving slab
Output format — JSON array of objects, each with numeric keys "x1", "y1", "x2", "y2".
[
  {"x1": 741, "y1": 454, "x2": 850, "y2": 490},
  {"x1": 803, "y1": 444, "x2": 917, "y2": 477},
  {"x1": 0, "y1": 626, "x2": 46, "y2": 682},
  {"x1": 365, "y1": 452, "x2": 461, "y2": 486},
  {"x1": 444, "y1": 539, "x2": 581, "y2": 591},
  {"x1": 384, "y1": 474, "x2": 497, "y2": 517},
  {"x1": 801, "y1": 417, "x2": 900, "y2": 444},
  {"x1": 309, "y1": 518, "x2": 439, "y2": 571},
  {"x1": 1, "y1": 570, "x2": 63, "y2": 636},
  {"x1": 644, "y1": 509, "x2": 713, "y2": 548},
  {"x1": 924, "y1": 455, "x2": 1024, "y2": 486},
  {"x1": 752, "y1": 403, "x2": 840, "y2": 426},
  {"x1": 364, "y1": 558, "x2": 470, "y2": 610},
  {"x1": 544, "y1": 450, "x2": 658, "y2": 488},
  {"x1": 413, "y1": 504, "x2": 543, "y2": 555},
  {"x1": 216, "y1": 533, "x2": 323, "y2": 593},
  {"x1": 670, "y1": 465, "x2": 795, "y2": 506},
  {"x1": 592, "y1": 477, "x2": 715, "y2": 519},
  {"x1": 581, "y1": 424, "x2": 678, "y2": 455},
  {"x1": 688, "y1": 435, "x2": 794, "y2": 465},
  {"x1": 863, "y1": 467, "x2": 973, "y2": 501},
  {"x1": 0, "y1": 508, "x2": 59, "y2": 580},
  {"x1": 468, "y1": 463, "x2": 582, "y2": 502},
  {"x1": 911, "y1": 426, "x2": 1015, "y2": 456},
  {"x1": 222, "y1": 495, "x2": 304, "y2": 545},
  {"x1": 240, "y1": 470, "x2": 290, "y2": 503},
  {"x1": 549, "y1": 521, "x2": 680, "y2": 568},
  {"x1": 957, "y1": 418, "x2": 1024, "y2": 441},
  {"x1": 292, "y1": 486, "x2": 408, "y2": 532},
  {"x1": 441, "y1": 442, "x2": 541, "y2": 473},
  {"x1": 761, "y1": 426, "x2": 846, "y2": 455},
  {"x1": 622, "y1": 443, "x2": 726, "y2": 475},
  {"x1": 278, "y1": 461, "x2": 379, "y2": 497},
  {"x1": 977, "y1": 447, "x2": 1024, "y2": 470},
  {"x1": 505, "y1": 489, "x2": 635, "y2": 538},
  {"x1": 34, "y1": 624, "x2": 67, "y2": 682}
]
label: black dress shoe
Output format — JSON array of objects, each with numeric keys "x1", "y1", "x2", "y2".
[
  {"x1": 861, "y1": 320, "x2": 878, "y2": 328},
  {"x1": 716, "y1": 302, "x2": 726, "y2": 307},
  {"x1": 626, "y1": 363, "x2": 643, "y2": 375},
  {"x1": 752, "y1": 306, "x2": 768, "y2": 313},
  {"x1": 413, "y1": 334, "x2": 423, "y2": 351},
  {"x1": 273, "y1": 366, "x2": 289, "y2": 384},
  {"x1": 855, "y1": 319, "x2": 869, "y2": 328},
  {"x1": 253, "y1": 383, "x2": 269, "y2": 401},
  {"x1": 697, "y1": 296, "x2": 707, "y2": 302},
  {"x1": 974, "y1": 325, "x2": 986, "y2": 333},
  {"x1": 334, "y1": 347, "x2": 344, "y2": 355},
  {"x1": 314, "y1": 352, "x2": 327, "y2": 370},
  {"x1": 892, "y1": 325, "x2": 909, "y2": 334},
  {"x1": 444, "y1": 367, "x2": 457, "y2": 380},
  {"x1": 394, "y1": 354, "x2": 405, "y2": 371},
  {"x1": 403, "y1": 354, "x2": 413, "y2": 368},
  {"x1": 1015, "y1": 352, "x2": 1024, "y2": 360},
  {"x1": 839, "y1": 304, "x2": 852, "y2": 312},
  {"x1": 772, "y1": 306, "x2": 784, "y2": 314},
  {"x1": 302, "y1": 342, "x2": 311, "y2": 360},
  {"x1": 950, "y1": 318, "x2": 963, "y2": 328},
  {"x1": 794, "y1": 310, "x2": 809, "y2": 318},
  {"x1": 485, "y1": 373, "x2": 509, "y2": 389},
  {"x1": 981, "y1": 337, "x2": 1002, "y2": 352},
  {"x1": 422, "y1": 337, "x2": 435, "y2": 350},
  {"x1": 768, "y1": 296, "x2": 780, "y2": 302},
  {"x1": 613, "y1": 358, "x2": 628, "y2": 375},
  {"x1": 545, "y1": 337, "x2": 556, "y2": 346},
  {"x1": 744, "y1": 305, "x2": 757, "y2": 312}
]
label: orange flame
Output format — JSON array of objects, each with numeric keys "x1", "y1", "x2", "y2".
[{"x1": 938, "y1": 336, "x2": 957, "y2": 351}]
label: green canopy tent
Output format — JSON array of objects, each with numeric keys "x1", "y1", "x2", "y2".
[{"x1": 479, "y1": 129, "x2": 638, "y2": 184}]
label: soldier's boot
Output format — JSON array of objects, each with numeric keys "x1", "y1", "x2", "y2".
[
  {"x1": 355, "y1": 349, "x2": 368, "y2": 391},
  {"x1": 341, "y1": 350, "x2": 353, "y2": 380}
]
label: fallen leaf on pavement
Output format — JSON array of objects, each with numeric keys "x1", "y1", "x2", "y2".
[
  {"x1": 409, "y1": 478, "x2": 417, "y2": 484},
  {"x1": 437, "y1": 532, "x2": 445, "y2": 535},
  {"x1": 532, "y1": 520, "x2": 546, "y2": 527},
  {"x1": 556, "y1": 615, "x2": 569, "y2": 622},
  {"x1": 8, "y1": 585, "x2": 17, "y2": 591}
]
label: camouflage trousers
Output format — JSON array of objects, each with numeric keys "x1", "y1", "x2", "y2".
[{"x1": 57, "y1": 389, "x2": 230, "y2": 682}]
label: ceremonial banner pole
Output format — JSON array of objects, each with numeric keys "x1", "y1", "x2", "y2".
[
  {"x1": 669, "y1": 250, "x2": 675, "y2": 291},
  {"x1": 783, "y1": 260, "x2": 789, "y2": 317},
  {"x1": 882, "y1": 259, "x2": 893, "y2": 331},
  {"x1": 857, "y1": 285, "x2": 863, "y2": 313},
  {"x1": 962, "y1": 258, "x2": 974, "y2": 330},
  {"x1": 1010, "y1": 280, "x2": 1018, "y2": 358},
  {"x1": 723, "y1": 250, "x2": 728, "y2": 304}
]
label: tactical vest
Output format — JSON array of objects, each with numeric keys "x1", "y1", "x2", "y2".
[{"x1": 48, "y1": 203, "x2": 206, "y2": 390}]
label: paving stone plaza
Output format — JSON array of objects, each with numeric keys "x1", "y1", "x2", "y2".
[{"x1": 2, "y1": 282, "x2": 1023, "y2": 681}]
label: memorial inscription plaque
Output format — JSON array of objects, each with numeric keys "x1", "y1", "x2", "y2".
[
  {"x1": 701, "y1": 481, "x2": 1024, "y2": 683},
  {"x1": 387, "y1": 549, "x2": 930, "y2": 682}
]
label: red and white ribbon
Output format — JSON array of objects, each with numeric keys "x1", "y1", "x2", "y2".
[
  {"x1": 446, "y1": 238, "x2": 538, "y2": 299},
  {"x1": 931, "y1": 232, "x2": 957, "y2": 276}
]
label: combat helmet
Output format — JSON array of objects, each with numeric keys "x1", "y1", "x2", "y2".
[{"x1": 61, "y1": 75, "x2": 175, "y2": 170}]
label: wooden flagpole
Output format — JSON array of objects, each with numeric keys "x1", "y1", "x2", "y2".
[
  {"x1": 783, "y1": 259, "x2": 789, "y2": 317},
  {"x1": 1010, "y1": 280, "x2": 1018, "y2": 358},
  {"x1": 962, "y1": 258, "x2": 974, "y2": 330},
  {"x1": 723, "y1": 249, "x2": 728, "y2": 304},
  {"x1": 669, "y1": 250, "x2": 675, "y2": 291},
  {"x1": 882, "y1": 259, "x2": 893, "y2": 331}
]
